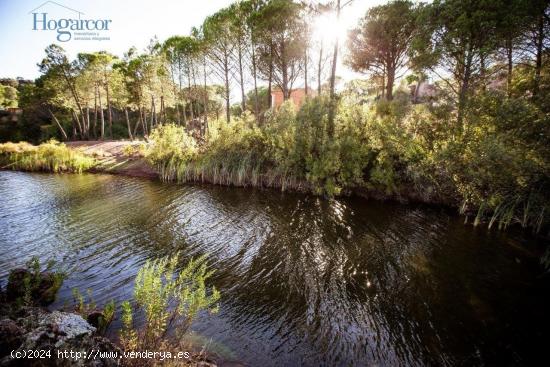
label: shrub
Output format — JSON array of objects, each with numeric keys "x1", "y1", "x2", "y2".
[
  {"x1": 122, "y1": 142, "x2": 147, "y2": 158},
  {"x1": 145, "y1": 124, "x2": 197, "y2": 181},
  {"x1": 447, "y1": 93, "x2": 550, "y2": 231},
  {"x1": 6, "y1": 256, "x2": 65, "y2": 308},
  {"x1": 334, "y1": 103, "x2": 372, "y2": 189},
  {"x1": 120, "y1": 253, "x2": 220, "y2": 353}
]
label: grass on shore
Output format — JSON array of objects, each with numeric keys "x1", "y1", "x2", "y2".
[{"x1": 0, "y1": 140, "x2": 96, "y2": 173}]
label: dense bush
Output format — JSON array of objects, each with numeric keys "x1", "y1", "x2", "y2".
[
  {"x1": 144, "y1": 92, "x2": 549, "y2": 233},
  {"x1": 446, "y1": 93, "x2": 550, "y2": 230}
]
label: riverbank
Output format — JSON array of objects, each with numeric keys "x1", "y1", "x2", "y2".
[
  {"x1": 0, "y1": 139, "x2": 527, "y2": 218},
  {"x1": 65, "y1": 140, "x2": 158, "y2": 179},
  {"x1": 1, "y1": 139, "x2": 548, "y2": 238},
  {"x1": 65, "y1": 140, "x2": 450, "y2": 206}
]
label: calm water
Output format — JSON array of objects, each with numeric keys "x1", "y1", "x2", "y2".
[{"x1": 0, "y1": 171, "x2": 548, "y2": 366}]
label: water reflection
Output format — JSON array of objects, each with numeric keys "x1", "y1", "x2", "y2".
[{"x1": 0, "y1": 171, "x2": 548, "y2": 366}]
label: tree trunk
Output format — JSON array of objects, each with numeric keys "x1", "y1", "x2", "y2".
[
  {"x1": 238, "y1": 40, "x2": 246, "y2": 113},
  {"x1": 85, "y1": 107, "x2": 90, "y2": 140},
  {"x1": 203, "y1": 54, "x2": 209, "y2": 137},
  {"x1": 533, "y1": 12, "x2": 544, "y2": 97},
  {"x1": 457, "y1": 50, "x2": 473, "y2": 127},
  {"x1": 133, "y1": 107, "x2": 141, "y2": 137},
  {"x1": 506, "y1": 38, "x2": 513, "y2": 97},
  {"x1": 304, "y1": 47, "x2": 308, "y2": 96},
  {"x1": 150, "y1": 96, "x2": 155, "y2": 132},
  {"x1": 192, "y1": 65, "x2": 199, "y2": 123},
  {"x1": 61, "y1": 65, "x2": 86, "y2": 138},
  {"x1": 98, "y1": 87, "x2": 105, "y2": 139},
  {"x1": 327, "y1": 0, "x2": 341, "y2": 138},
  {"x1": 160, "y1": 95, "x2": 165, "y2": 125},
  {"x1": 169, "y1": 64, "x2": 181, "y2": 125},
  {"x1": 381, "y1": 70, "x2": 386, "y2": 99},
  {"x1": 329, "y1": 0, "x2": 341, "y2": 102},
  {"x1": 48, "y1": 108, "x2": 68, "y2": 140},
  {"x1": 188, "y1": 71, "x2": 195, "y2": 120},
  {"x1": 318, "y1": 45, "x2": 323, "y2": 95},
  {"x1": 224, "y1": 49, "x2": 231, "y2": 123},
  {"x1": 125, "y1": 108, "x2": 133, "y2": 140},
  {"x1": 385, "y1": 65, "x2": 395, "y2": 101},
  {"x1": 479, "y1": 52, "x2": 487, "y2": 91},
  {"x1": 142, "y1": 106, "x2": 149, "y2": 136},
  {"x1": 93, "y1": 87, "x2": 98, "y2": 138},
  {"x1": 105, "y1": 78, "x2": 112, "y2": 138},
  {"x1": 178, "y1": 59, "x2": 187, "y2": 125},
  {"x1": 73, "y1": 110, "x2": 83, "y2": 138},
  {"x1": 267, "y1": 42, "x2": 273, "y2": 108},
  {"x1": 251, "y1": 45, "x2": 260, "y2": 120},
  {"x1": 71, "y1": 110, "x2": 83, "y2": 139},
  {"x1": 282, "y1": 40, "x2": 289, "y2": 100}
]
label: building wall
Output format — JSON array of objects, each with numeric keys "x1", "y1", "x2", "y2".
[{"x1": 271, "y1": 88, "x2": 314, "y2": 109}]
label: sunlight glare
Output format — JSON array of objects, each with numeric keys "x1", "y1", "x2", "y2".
[{"x1": 312, "y1": 12, "x2": 349, "y2": 45}]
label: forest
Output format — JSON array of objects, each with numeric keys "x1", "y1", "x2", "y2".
[{"x1": 1, "y1": 0, "x2": 549, "y2": 234}]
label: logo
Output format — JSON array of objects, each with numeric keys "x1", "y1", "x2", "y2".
[{"x1": 29, "y1": 1, "x2": 112, "y2": 42}]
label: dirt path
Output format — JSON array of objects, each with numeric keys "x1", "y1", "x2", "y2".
[{"x1": 66, "y1": 140, "x2": 157, "y2": 179}]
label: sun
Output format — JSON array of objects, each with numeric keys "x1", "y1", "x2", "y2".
[{"x1": 312, "y1": 12, "x2": 349, "y2": 45}]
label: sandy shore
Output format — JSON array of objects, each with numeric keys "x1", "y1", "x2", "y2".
[{"x1": 66, "y1": 140, "x2": 158, "y2": 179}]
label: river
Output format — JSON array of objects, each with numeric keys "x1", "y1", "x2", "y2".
[{"x1": 0, "y1": 171, "x2": 548, "y2": 366}]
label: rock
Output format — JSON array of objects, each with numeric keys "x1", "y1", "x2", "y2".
[
  {"x1": 0, "y1": 308, "x2": 119, "y2": 367},
  {"x1": 5, "y1": 269, "x2": 29, "y2": 301},
  {"x1": 0, "y1": 319, "x2": 24, "y2": 358},
  {"x1": 35, "y1": 273, "x2": 62, "y2": 306},
  {"x1": 41, "y1": 311, "x2": 95, "y2": 344},
  {"x1": 193, "y1": 355, "x2": 219, "y2": 367},
  {"x1": 217, "y1": 362, "x2": 246, "y2": 367},
  {"x1": 6, "y1": 269, "x2": 62, "y2": 306},
  {"x1": 196, "y1": 362, "x2": 218, "y2": 367},
  {"x1": 86, "y1": 311, "x2": 104, "y2": 329}
]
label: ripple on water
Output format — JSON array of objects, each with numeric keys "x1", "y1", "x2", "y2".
[{"x1": 0, "y1": 171, "x2": 548, "y2": 366}]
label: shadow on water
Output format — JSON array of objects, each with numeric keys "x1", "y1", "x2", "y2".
[{"x1": 0, "y1": 171, "x2": 548, "y2": 366}]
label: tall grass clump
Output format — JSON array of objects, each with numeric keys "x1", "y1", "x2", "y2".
[
  {"x1": 0, "y1": 140, "x2": 95, "y2": 173},
  {"x1": 191, "y1": 116, "x2": 274, "y2": 187},
  {"x1": 145, "y1": 124, "x2": 197, "y2": 181},
  {"x1": 120, "y1": 253, "x2": 220, "y2": 354}
]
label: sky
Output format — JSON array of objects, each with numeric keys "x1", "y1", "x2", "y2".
[{"x1": 0, "y1": 0, "x2": 385, "y2": 95}]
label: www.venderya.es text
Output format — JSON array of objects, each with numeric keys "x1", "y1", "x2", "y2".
[{"x1": 11, "y1": 349, "x2": 191, "y2": 361}]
